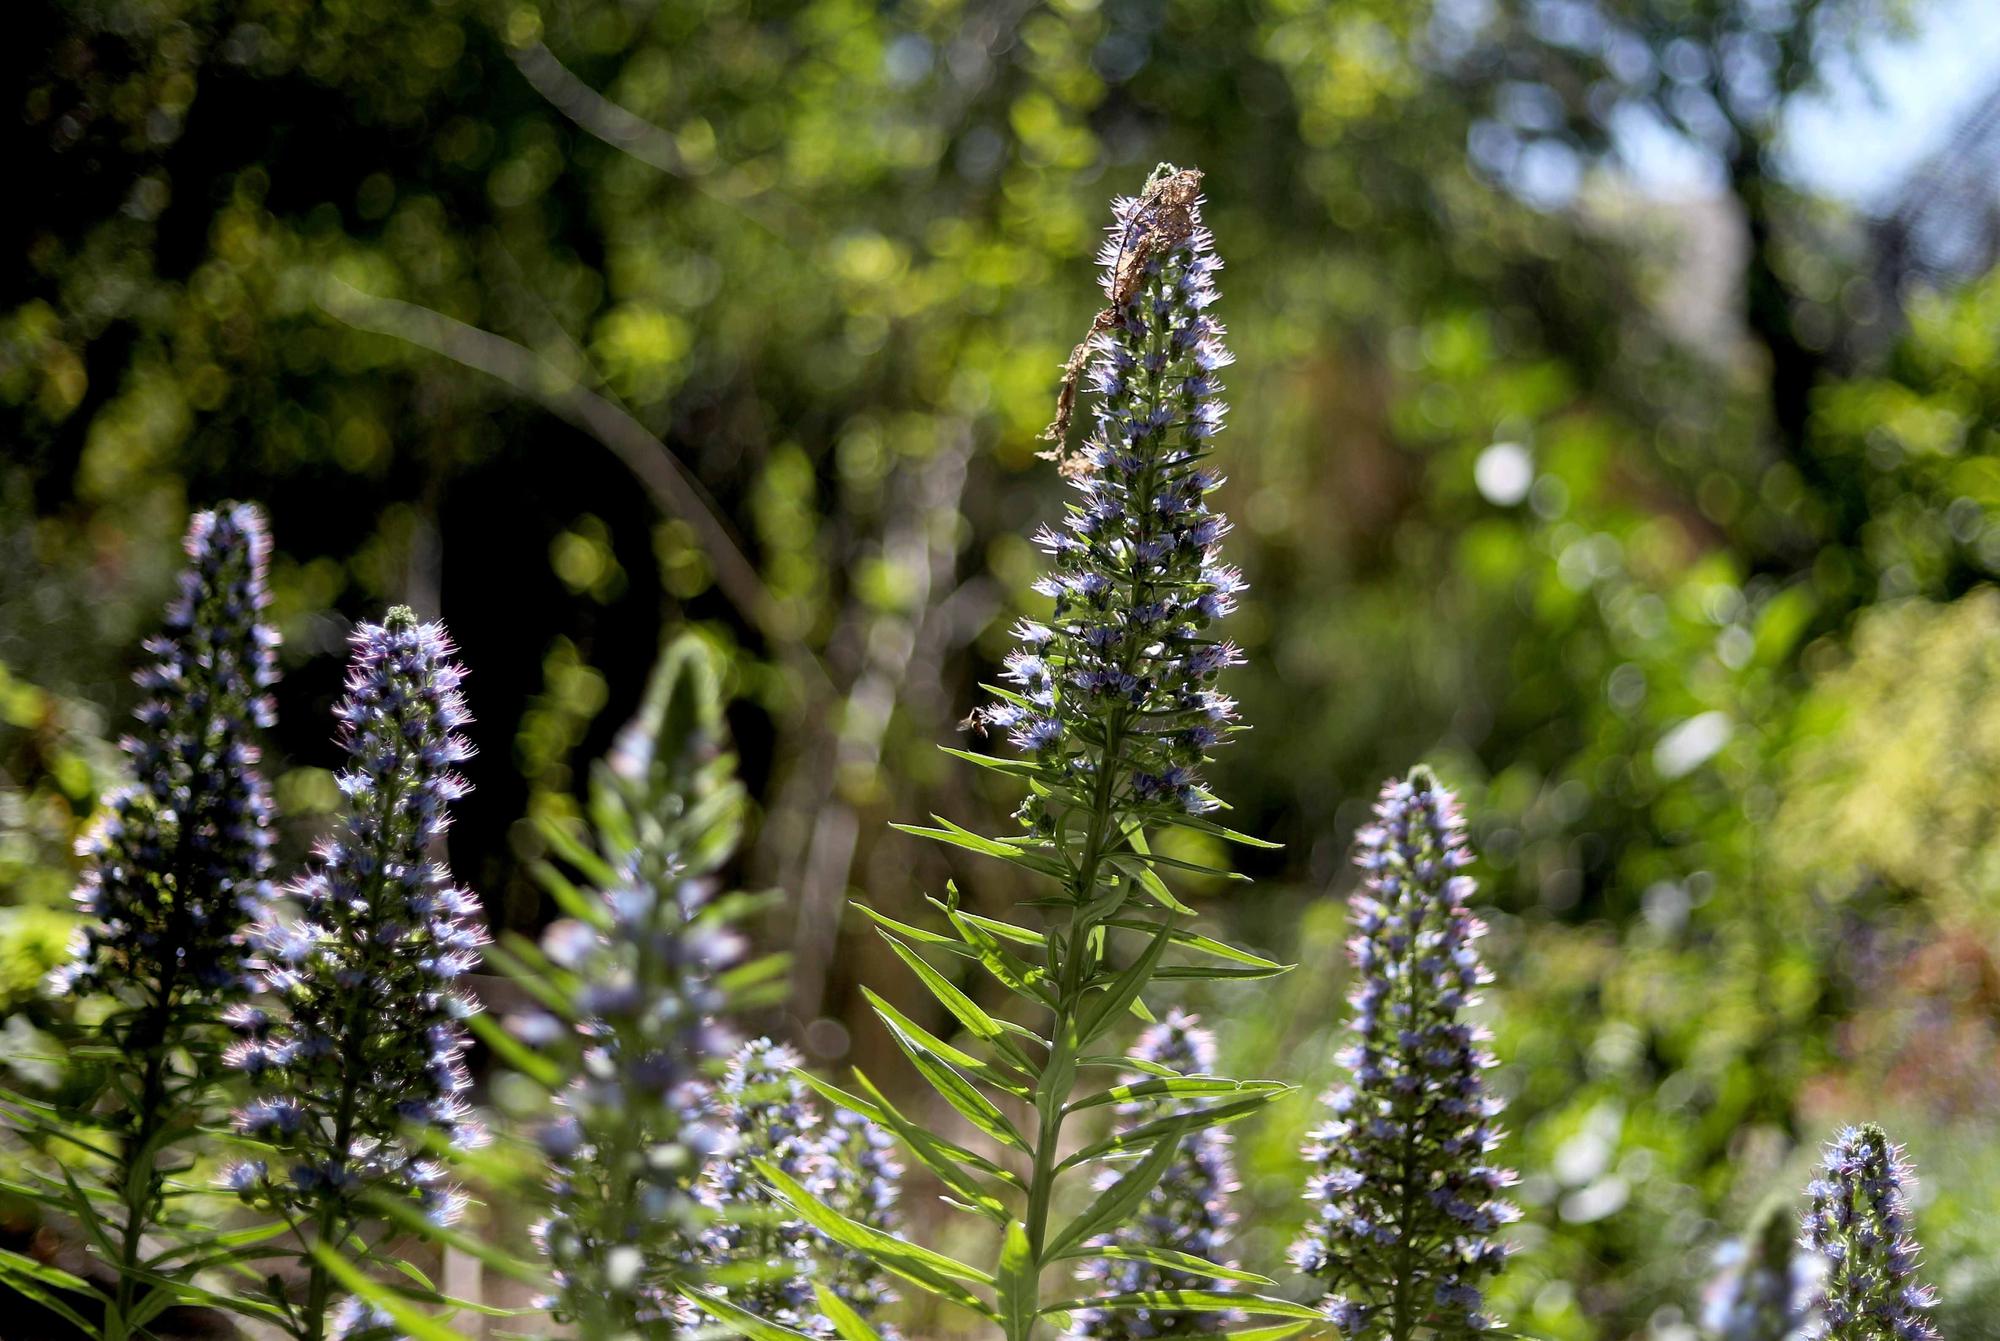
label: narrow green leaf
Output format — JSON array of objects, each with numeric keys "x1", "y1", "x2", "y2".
[
  {"x1": 1064, "y1": 1076, "x2": 1286, "y2": 1116},
  {"x1": 939, "y1": 745, "x2": 1042, "y2": 777},
  {"x1": 941, "y1": 904, "x2": 1055, "y2": 1004},
  {"x1": 1107, "y1": 848, "x2": 1249, "y2": 881},
  {"x1": 0, "y1": 1267, "x2": 99, "y2": 1332},
  {"x1": 753, "y1": 1159, "x2": 997, "y2": 1321},
  {"x1": 305, "y1": 1244, "x2": 467, "y2": 1341},
  {"x1": 879, "y1": 935, "x2": 1036, "y2": 1071},
  {"x1": 1042, "y1": 1290, "x2": 1326, "y2": 1321},
  {"x1": 891, "y1": 816, "x2": 1069, "y2": 879},
  {"x1": 863, "y1": 988, "x2": 1030, "y2": 1093},
  {"x1": 812, "y1": 1283, "x2": 887, "y2": 1340},
  {"x1": 877, "y1": 1016, "x2": 1029, "y2": 1151},
  {"x1": 1124, "y1": 859, "x2": 1197, "y2": 915},
  {"x1": 0, "y1": 1247, "x2": 101, "y2": 1300},
  {"x1": 1104, "y1": 920, "x2": 1289, "y2": 972},
  {"x1": 467, "y1": 1011, "x2": 564, "y2": 1088},
  {"x1": 1058, "y1": 1092, "x2": 1286, "y2": 1173},
  {"x1": 1153, "y1": 964, "x2": 1294, "y2": 981},
  {"x1": 1076, "y1": 1054, "x2": 1183, "y2": 1078},
  {"x1": 361, "y1": 1191, "x2": 545, "y2": 1285},
  {"x1": 841, "y1": 1072, "x2": 1013, "y2": 1220},
  {"x1": 1043, "y1": 1118, "x2": 1190, "y2": 1261},
  {"x1": 683, "y1": 1286, "x2": 818, "y2": 1339},
  {"x1": 1078, "y1": 916, "x2": 1177, "y2": 1045},
  {"x1": 943, "y1": 907, "x2": 1047, "y2": 947},
  {"x1": 1055, "y1": 1243, "x2": 1275, "y2": 1286},
  {"x1": 850, "y1": 902, "x2": 978, "y2": 958},
  {"x1": 534, "y1": 816, "x2": 620, "y2": 889},
  {"x1": 997, "y1": 1221, "x2": 1039, "y2": 1341},
  {"x1": 1154, "y1": 813, "x2": 1285, "y2": 849}
]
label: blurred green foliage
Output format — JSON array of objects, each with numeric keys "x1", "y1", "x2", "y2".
[{"x1": 5, "y1": 0, "x2": 2000, "y2": 1336}]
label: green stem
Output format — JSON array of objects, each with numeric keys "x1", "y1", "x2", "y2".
[{"x1": 109, "y1": 976, "x2": 178, "y2": 1341}]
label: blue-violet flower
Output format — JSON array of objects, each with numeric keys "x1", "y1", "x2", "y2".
[
  {"x1": 224, "y1": 608, "x2": 486, "y2": 1262},
  {"x1": 54, "y1": 501, "x2": 279, "y2": 1003},
  {"x1": 1799, "y1": 1124, "x2": 1939, "y2": 1340},
  {"x1": 979, "y1": 167, "x2": 1243, "y2": 822},
  {"x1": 1290, "y1": 768, "x2": 1517, "y2": 1338}
]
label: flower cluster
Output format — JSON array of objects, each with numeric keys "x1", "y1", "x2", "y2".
[
  {"x1": 697, "y1": 1039, "x2": 903, "y2": 1337},
  {"x1": 1799, "y1": 1124, "x2": 1939, "y2": 1340},
  {"x1": 1068, "y1": 1010, "x2": 1241, "y2": 1339},
  {"x1": 821, "y1": 1105, "x2": 906, "y2": 1330},
  {"x1": 980, "y1": 166, "x2": 1243, "y2": 820},
  {"x1": 224, "y1": 609, "x2": 486, "y2": 1234},
  {"x1": 54, "y1": 502, "x2": 279, "y2": 1003},
  {"x1": 529, "y1": 858, "x2": 741, "y2": 1328},
  {"x1": 1290, "y1": 769, "x2": 1517, "y2": 1338}
]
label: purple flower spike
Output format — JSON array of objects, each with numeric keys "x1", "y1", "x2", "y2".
[
  {"x1": 1800, "y1": 1124, "x2": 1940, "y2": 1340},
  {"x1": 1291, "y1": 767, "x2": 1518, "y2": 1338},
  {"x1": 55, "y1": 501, "x2": 279, "y2": 1003},
  {"x1": 224, "y1": 608, "x2": 487, "y2": 1236},
  {"x1": 977, "y1": 166, "x2": 1243, "y2": 823}
]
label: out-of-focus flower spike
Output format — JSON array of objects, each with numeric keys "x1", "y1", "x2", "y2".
[{"x1": 1067, "y1": 1010, "x2": 1242, "y2": 1339}]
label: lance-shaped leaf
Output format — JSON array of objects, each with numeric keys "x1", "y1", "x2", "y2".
[
  {"x1": 1053, "y1": 1243, "x2": 1276, "y2": 1285},
  {"x1": 1102, "y1": 920, "x2": 1289, "y2": 973},
  {"x1": 1041, "y1": 1290, "x2": 1328, "y2": 1322},
  {"x1": 841, "y1": 1069, "x2": 1016, "y2": 1220},
  {"x1": 876, "y1": 1011, "x2": 1031, "y2": 1151},
  {"x1": 892, "y1": 815, "x2": 1070, "y2": 879},
  {"x1": 684, "y1": 1286, "x2": 819, "y2": 1340},
  {"x1": 814, "y1": 1282, "x2": 891, "y2": 1341},
  {"x1": 1058, "y1": 1090, "x2": 1288, "y2": 1173},
  {"x1": 1063, "y1": 1075, "x2": 1287, "y2": 1117},
  {"x1": 997, "y1": 1220, "x2": 1039, "y2": 1341},
  {"x1": 863, "y1": 987, "x2": 1031, "y2": 1093},
  {"x1": 1043, "y1": 1116, "x2": 1192, "y2": 1261},
  {"x1": 880, "y1": 934, "x2": 1039, "y2": 1070},
  {"x1": 851, "y1": 900, "x2": 980, "y2": 959},
  {"x1": 754, "y1": 1158, "x2": 999, "y2": 1321},
  {"x1": 942, "y1": 903, "x2": 1058, "y2": 1007},
  {"x1": 1078, "y1": 916, "x2": 1178, "y2": 1044},
  {"x1": 797, "y1": 1069, "x2": 1020, "y2": 1189}
]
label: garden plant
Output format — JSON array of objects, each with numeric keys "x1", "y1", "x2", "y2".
[{"x1": 0, "y1": 162, "x2": 1952, "y2": 1341}]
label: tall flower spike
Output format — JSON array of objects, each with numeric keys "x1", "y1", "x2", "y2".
[
  {"x1": 697, "y1": 1040, "x2": 905, "y2": 1337},
  {"x1": 859, "y1": 168, "x2": 1296, "y2": 1340},
  {"x1": 224, "y1": 607, "x2": 486, "y2": 1337},
  {"x1": 980, "y1": 163, "x2": 1243, "y2": 820},
  {"x1": 55, "y1": 501, "x2": 279, "y2": 1000},
  {"x1": 513, "y1": 635, "x2": 761, "y2": 1336},
  {"x1": 43, "y1": 502, "x2": 279, "y2": 1339},
  {"x1": 1067, "y1": 1010, "x2": 1242, "y2": 1340},
  {"x1": 1799, "y1": 1124, "x2": 1940, "y2": 1340},
  {"x1": 1291, "y1": 768, "x2": 1518, "y2": 1338}
]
